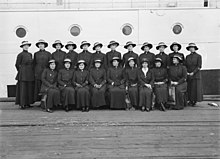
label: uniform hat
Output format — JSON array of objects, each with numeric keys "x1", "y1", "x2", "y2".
[
  {"x1": 36, "y1": 39, "x2": 48, "y2": 48},
  {"x1": 154, "y1": 58, "x2": 163, "y2": 63},
  {"x1": 93, "y1": 42, "x2": 103, "y2": 50},
  {"x1": 170, "y1": 42, "x2": 182, "y2": 51},
  {"x1": 48, "y1": 59, "x2": 56, "y2": 64},
  {"x1": 124, "y1": 41, "x2": 136, "y2": 49},
  {"x1": 186, "y1": 43, "x2": 198, "y2": 51},
  {"x1": 141, "y1": 58, "x2": 149, "y2": 64},
  {"x1": 77, "y1": 59, "x2": 87, "y2": 66},
  {"x1": 52, "y1": 40, "x2": 64, "y2": 48},
  {"x1": 65, "y1": 41, "x2": 77, "y2": 50},
  {"x1": 173, "y1": 54, "x2": 183, "y2": 61},
  {"x1": 63, "y1": 58, "x2": 72, "y2": 63},
  {"x1": 20, "y1": 41, "x2": 31, "y2": 48},
  {"x1": 111, "y1": 56, "x2": 122, "y2": 63},
  {"x1": 127, "y1": 57, "x2": 136, "y2": 63},
  {"x1": 80, "y1": 41, "x2": 91, "y2": 49},
  {"x1": 156, "y1": 42, "x2": 167, "y2": 50},
  {"x1": 94, "y1": 59, "x2": 102, "y2": 63},
  {"x1": 107, "y1": 40, "x2": 119, "y2": 48},
  {"x1": 141, "y1": 42, "x2": 153, "y2": 51}
]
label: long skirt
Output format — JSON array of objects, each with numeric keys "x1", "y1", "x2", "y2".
[
  {"x1": 139, "y1": 87, "x2": 153, "y2": 109},
  {"x1": 76, "y1": 86, "x2": 90, "y2": 109},
  {"x1": 91, "y1": 85, "x2": 106, "y2": 108},
  {"x1": 187, "y1": 78, "x2": 203, "y2": 102},
  {"x1": 108, "y1": 85, "x2": 126, "y2": 109},
  {"x1": 154, "y1": 84, "x2": 168, "y2": 103},
  {"x1": 15, "y1": 81, "x2": 34, "y2": 106},
  {"x1": 34, "y1": 79, "x2": 42, "y2": 102},
  {"x1": 61, "y1": 87, "x2": 75, "y2": 106},
  {"x1": 44, "y1": 88, "x2": 60, "y2": 109},
  {"x1": 128, "y1": 86, "x2": 138, "y2": 106}
]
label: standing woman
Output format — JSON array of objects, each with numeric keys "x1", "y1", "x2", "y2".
[
  {"x1": 139, "y1": 42, "x2": 155, "y2": 69},
  {"x1": 124, "y1": 57, "x2": 139, "y2": 110},
  {"x1": 89, "y1": 59, "x2": 107, "y2": 109},
  {"x1": 77, "y1": 41, "x2": 92, "y2": 70},
  {"x1": 185, "y1": 43, "x2": 203, "y2": 106},
  {"x1": 51, "y1": 40, "x2": 66, "y2": 71},
  {"x1": 107, "y1": 57, "x2": 126, "y2": 109},
  {"x1": 40, "y1": 59, "x2": 60, "y2": 113},
  {"x1": 155, "y1": 42, "x2": 170, "y2": 69},
  {"x1": 15, "y1": 41, "x2": 35, "y2": 109},
  {"x1": 58, "y1": 58, "x2": 75, "y2": 112},
  {"x1": 169, "y1": 42, "x2": 185, "y2": 66},
  {"x1": 168, "y1": 55, "x2": 187, "y2": 110},
  {"x1": 152, "y1": 58, "x2": 168, "y2": 111},
  {"x1": 33, "y1": 39, "x2": 51, "y2": 102},
  {"x1": 138, "y1": 58, "x2": 154, "y2": 112},
  {"x1": 65, "y1": 41, "x2": 78, "y2": 69},
  {"x1": 73, "y1": 60, "x2": 90, "y2": 112},
  {"x1": 106, "y1": 40, "x2": 121, "y2": 68}
]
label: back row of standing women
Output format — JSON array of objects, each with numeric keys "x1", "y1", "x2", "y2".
[{"x1": 15, "y1": 40, "x2": 203, "y2": 112}]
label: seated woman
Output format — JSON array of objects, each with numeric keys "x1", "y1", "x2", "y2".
[
  {"x1": 124, "y1": 57, "x2": 139, "y2": 110},
  {"x1": 58, "y1": 58, "x2": 75, "y2": 112},
  {"x1": 152, "y1": 58, "x2": 168, "y2": 111},
  {"x1": 73, "y1": 60, "x2": 90, "y2": 112},
  {"x1": 89, "y1": 59, "x2": 107, "y2": 109},
  {"x1": 107, "y1": 57, "x2": 126, "y2": 109},
  {"x1": 168, "y1": 55, "x2": 187, "y2": 110},
  {"x1": 40, "y1": 59, "x2": 60, "y2": 113},
  {"x1": 138, "y1": 58, "x2": 154, "y2": 112}
]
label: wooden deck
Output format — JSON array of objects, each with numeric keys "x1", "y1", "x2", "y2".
[{"x1": 0, "y1": 101, "x2": 220, "y2": 159}]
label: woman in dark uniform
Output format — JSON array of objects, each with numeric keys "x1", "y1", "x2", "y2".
[
  {"x1": 185, "y1": 43, "x2": 203, "y2": 106},
  {"x1": 124, "y1": 57, "x2": 139, "y2": 110},
  {"x1": 152, "y1": 58, "x2": 168, "y2": 111},
  {"x1": 107, "y1": 57, "x2": 126, "y2": 109},
  {"x1": 139, "y1": 42, "x2": 155, "y2": 69},
  {"x1": 169, "y1": 42, "x2": 185, "y2": 66},
  {"x1": 65, "y1": 41, "x2": 78, "y2": 70},
  {"x1": 89, "y1": 59, "x2": 107, "y2": 108},
  {"x1": 73, "y1": 60, "x2": 90, "y2": 112},
  {"x1": 51, "y1": 40, "x2": 66, "y2": 71},
  {"x1": 168, "y1": 55, "x2": 187, "y2": 110},
  {"x1": 155, "y1": 42, "x2": 170, "y2": 68},
  {"x1": 122, "y1": 41, "x2": 139, "y2": 68},
  {"x1": 33, "y1": 39, "x2": 51, "y2": 102},
  {"x1": 138, "y1": 58, "x2": 154, "y2": 112},
  {"x1": 40, "y1": 59, "x2": 60, "y2": 113},
  {"x1": 15, "y1": 41, "x2": 35, "y2": 109},
  {"x1": 77, "y1": 41, "x2": 92, "y2": 70},
  {"x1": 106, "y1": 40, "x2": 121, "y2": 68},
  {"x1": 58, "y1": 58, "x2": 75, "y2": 112}
]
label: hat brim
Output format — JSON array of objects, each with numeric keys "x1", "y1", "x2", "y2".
[
  {"x1": 156, "y1": 45, "x2": 167, "y2": 50},
  {"x1": 80, "y1": 43, "x2": 91, "y2": 49},
  {"x1": 52, "y1": 43, "x2": 64, "y2": 48},
  {"x1": 111, "y1": 58, "x2": 122, "y2": 63},
  {"x1": 65, "y1": 44, "x2": 77, "y2": 50},
  {"x1": 124, "y1": 44, "x2": 136, "y2": 49},
  {"x1": 141, "y1": 44, "x2": 153, "y2": 51},
  {"x1": 170, "y1": 44, "x2": 182, "y2": 51},
  {"x1": 172, "y1": 56, "x2": 183, "y2": 61},
  {"x1": 107, "y1": 42, "x2": 119, "y2": 48},
  {"x1": 36, "y1": 42, "x2": 48, "y2": 48},
  {"x1": 76, "y1": 62, "x2": 87, "y2": 67},
  {"x1": 20, "y1": 43, "x2": 31, "y2": 48},
  {"x1": 93, "y1": 44, "x2": 103, "y2": 50},
  {"x1": 186, "y1": 46, "x2": 198, "y2": 51}
]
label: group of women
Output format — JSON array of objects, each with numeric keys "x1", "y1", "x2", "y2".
[{"x1": 15, "y1": 40, "x2": 203, "y2": 113}]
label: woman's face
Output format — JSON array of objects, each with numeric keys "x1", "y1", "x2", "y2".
[
  {"x1": 189, "y1": 47, "x2": 195, "y2": 52},
  {"x1": 127, "y1": 45, "x2": 133, "y2": 51},
  {"x1": 49, "y1": 62, "x2": 56, "y2": 70},
  {"x1": 82, "y1": 45, "x2": 88, "y2": 50},
  {"x1": 22, "y1": 44, "x2": 30, "y2": 51},
  {"x1": 38, "y1": 43, "x2": 45, "y2": 50},
  {"x1": 172, "y1": 45, "x2": 179, "y2": 52},
  {"x1": 110, "y1": 44, "x2": 116, "y2": 50},
  {"x1": 173, "y1": 58, "x2": 179, "y2": 64},
  {"x1": 55, "y1": 44, "x2": 61, "y2": 50},
  {"x1": 159, "y1": 46, "x2": 165, "y2": 52},
  {"x1": 142, "y1": 62, "x2": 148, "y2": 68},
  {"x1": 67, "y1": 45, "x2": 74, "y2": 50},
  {"x1": 112, "y1": 60, "x2": 119, "y2": 67},
  {"x1": 144, "y1": 46, "x2": 150, "y2": 52},
  {"x1": 64, "y1": 62, "x2": 71, "y2": 69},
  {"x1": 95, "y1": 62, "x2": 101, "y2": 68},
  {"x1": 79, "y1": 63, "x2": 85, "y2": 70},
  {"x1": 155, "y1": 61, "x2": 161, "y2": 68},
  {"x1": 95, "y1": 46, "x2": 101, "y2": 52},
  {"x1": 129, "y1": 60, "x2": 135, "y2": 67}
]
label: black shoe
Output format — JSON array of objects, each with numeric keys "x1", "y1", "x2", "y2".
[
  {"x1": 161, "y1": 103, "x2": 166, "y2": 111},
  {"x1": 20, "y1": 105, "x2": 25, "y2": 109},
  {"x1": 46, "y1": 108, "x2": 53, "y2": 113},
  {"x1": 65, "y1": 106, "x2": 69, "y2": 112},
  {"x1": 85, "y1": 107, "x2": 89, "y2": 112},
  {"x1": 141, "y1": 106, "x2": 145, "y2": 112},
  {"x1": 146, "y1": 108, "x2": 150, "y2": 112},
  {"x1": 82, "y1": 107, "x2": 86, "y2": 112}
]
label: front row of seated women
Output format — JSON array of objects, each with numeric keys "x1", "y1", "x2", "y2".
[{"x1": 40, "y1": 54, "x2": 187, "y2": 113}]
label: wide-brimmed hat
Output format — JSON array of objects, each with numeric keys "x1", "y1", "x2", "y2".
[
  {"x1": 173, "y1": 55, "x2": 183, "y2": 61},
  {"x1": 170, "y1": 42, "x2": 182, "y2": 51},
  {"x1": 111, "y1": 56, "x2": 122, "y2": 63},
  {"x1": 52, "y1": 40, "x2": 64, "y2": 48},
  {"x1": 77, "y1": 59, "x2": 87, "y2": 67},
  {"x1": 154, "y1": 58, "x2": 163, "y2": 64},
  {"x1": 65, "y1": 41, "x2": 77, "y2": 50},
  {"x1": 156, "y1": 42, "x2": 167, "y2": 50},
  {"x1": 107, "y1": 40, "x2": 119, "y2": 48},
  {"x1": 124, "y1": 41, "x2": 136, "y2": 49},
  {"x1": 36, "y1": 39, "x2": 48, "y2": 48},
  {"x1": 141, "y1": 42, "x2": 153, "y2": 51},
  {"x1": 140, "y1": 58, "x2": 149, "y2": 64},
  {"x1": 63, "y1": 58, "x2": 72, "y2": 64},
  {"x1": 80, "y1": 41, "x2": 91, "y2": 49},
  {"x1": 20, "y1": 41, "x2": 31, "y2": 48},
  {"x1": 186, "y1": 43, "x2": 198, "y2": 51},
  {"x1": 93, "y1": 42, "x2": 103, "y2": 50}
]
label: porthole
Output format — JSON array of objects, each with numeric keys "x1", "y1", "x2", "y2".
[
  {"x1": 69, "y1": 24, "x2": 81, "y2": 36},
  {"x1": 172, "y1": 23, "x2": 183, "y2": 35},
  {"x1": 122, "y1": 24, "x2": 133, "y2": 36},
  {"x1": 15, "y1": 26, "x2": 27, "y2": 38}
]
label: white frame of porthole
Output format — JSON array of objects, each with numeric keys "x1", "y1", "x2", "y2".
[
  {"x1": 172, "y1": 22, "x2": 184, "y2": 35},
  {"x1": 14, "y1": 25, "x2": 28, "y2": 38},
  {"x1": 121, "y1": 23, "x2": 134, "y2": 36},
  {"x1": 68, "y1": 24, "x2": 82, "y2": 37}
]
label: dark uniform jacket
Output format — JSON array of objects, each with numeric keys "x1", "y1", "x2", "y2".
[
  {"x1": 138, "y1": 69, "x2": 154, "y2": 87},
  {"x1": 185, "y1": 52, "x2": 202, "y2": 79},
  {"x1": 90, "y1": 51, "x2": 107, "y2": 69},
  {"x1": 124, "y1": 67, "x2": 139, "y2": 86},
  {"x1": 15, "y1": 50, "x2": 34, "y2": 81},
  {"x1": 122, "y1": 51, "x2": 139, "y2": 68},
  {"x1": 107, "y1": 67, "x2": 125, "y2": 86},
  {"x1": 77, "y1": 50, "x2": 92, "y2": 70},
  {"x1": 52, "y1": 50, "x2": 66, "y2": 71},
  {"x1": 40, "y1": 68, "x2": 58, "y2": 93},
  {"x1": 58, "y1": 69, "x2": 74, "y2": 87},
  {"x1": 65, "y1": 50, "x2": 78, "y2": 69},
  {"x1": 33, "y1": 50, "x2": 51, "y2": 80},
  {"x1": 139, "y1": 51, "x2": 155, "y2": 69},
  {"x1": 169, "y1": 52, "x2": 185, "y2": 66},
  {"x1": 89, "y1": 68, "x2": 106, "y2": 86},
  {"x1": 152, "y1": 67, "x2": 168, "y2": 83},
  {"x1": 155, "y1": 52, "x2": 170, "y2": 68},
  {"x1": 168, "y1": 64, "x2": 187, "y2": 84},
  {"x1": 72, "y1": 70, "x2": 89, "y2": 87},
  {"x1": 106, "y1": 50, "x2": 122, "y2": 68}
]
